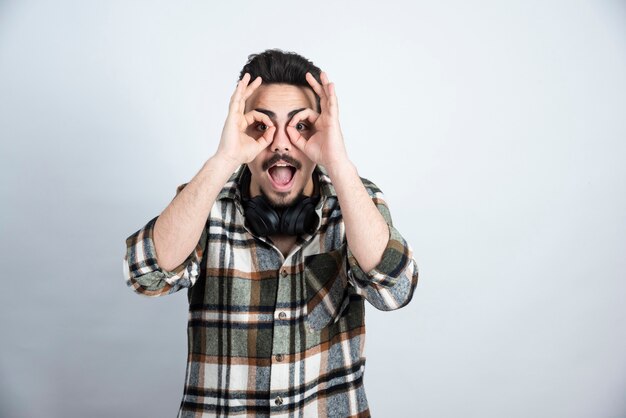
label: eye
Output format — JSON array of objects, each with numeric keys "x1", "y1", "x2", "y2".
[
  {"x1": 256, "y1": 123, "x2": 269, "y2": 132},
  {"x1": 295, "y1": 122, "x2": 308, "y2": 131}
]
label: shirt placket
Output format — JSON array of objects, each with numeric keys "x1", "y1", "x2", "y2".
[
  {"x1": 269, "y1": 263, "x2": 293, "y2": 415},
  {"x1": 256, "y1": 209, "x2": 324, "y2": 414}
]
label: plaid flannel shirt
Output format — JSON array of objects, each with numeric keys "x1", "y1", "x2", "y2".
[{"x1": 123, "y1": 165, "x2": 418, "y2": 418}]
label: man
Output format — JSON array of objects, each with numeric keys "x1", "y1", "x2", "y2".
[{"x1": 124, "y1": 49, "x2": 418, "y2": 418}]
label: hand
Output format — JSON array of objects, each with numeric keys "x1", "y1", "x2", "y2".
[
  {"x1": 286, "y1": 72, "x2": 349, "y2": 169},
  {"x1": 215, "y1": 73, "x2": 276, "y2": 165}
]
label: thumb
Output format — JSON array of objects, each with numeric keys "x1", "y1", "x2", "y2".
[
  {"x1": 257, "y1": 126, "x2": 275, "y2": 151},
  {"x1": 286, "y1": 126, "x2": 307, "y2": 153}
]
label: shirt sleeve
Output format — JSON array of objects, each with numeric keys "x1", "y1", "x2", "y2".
[
  {"x1": 122, "y1": 183, "x2": 207, "y2": 297},
  {"x1": 346, "y1": 179, "x2": 419, "y2": 311}
]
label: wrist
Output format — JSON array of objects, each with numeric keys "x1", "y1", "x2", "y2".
[
  {"x1": 208, "y1": 152, "x2": 242, "y2": 173},
  {"x1": 325, "y1": 157, "x2": 356, "y2": 180}
]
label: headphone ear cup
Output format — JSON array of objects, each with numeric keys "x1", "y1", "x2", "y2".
[
  {"x1": 281, "y1": 197, "x2": 319, "y2": 235},
  {"x1": 301, "y1": 199, "x2": 320, "y2": 233},
  {"x1": 243, "y1": 196, "x2": 281, "y2": 237}
]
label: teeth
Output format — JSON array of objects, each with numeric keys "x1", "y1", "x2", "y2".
[{"x1": 273, "y1": 163, "x2": 292, "y2": 167}]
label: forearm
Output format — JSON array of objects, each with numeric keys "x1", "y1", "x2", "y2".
[
  {"x1": 154, "y1": 154, "x2": 240, "y2": 271},
  {"x1": 326, "y1": 160, "x2": 389, "y2": 271}
]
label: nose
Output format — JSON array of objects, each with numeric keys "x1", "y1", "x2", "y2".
[{"x1": 271, "y1": 124, "x2": 291, "y2": 153}]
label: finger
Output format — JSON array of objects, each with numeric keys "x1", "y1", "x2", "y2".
[
  {"x1": 243, "y1": 110, "x2": 274, "y2": 129},
  {"x1": 287, "y1": 108, "x2": 320, "y2": 129},
  {"x1": 241, "y1": 76, "x2": 262, "y2": 102},
  {"x1": 229, "y1": 73, "x2": 251, "y2": 113},
  {"x1": 305, "y1": 72, "x2": 325, "y2": 97},
  {"x1": 236, "y1": 76, "x2": 262, "y2": 114},
  {"x1": 320, "y1": 72, "x2": 338, "y2": 114},
  {"x1": 286, "y1": 125, "x2": 307, "y2": 153},
  {"x1": 307, "y1": 72, "x2": 335, "y2": 115},
  {"x1": 326, "y1": 81, "x2": 338, "y2": 116},
  {"x1": 257, "y1": 125, "x2": 275, "y2": 149},
  {"x1": 230, "y1": 73, "x2": 250, "y2": 104},
  {"x1": 320, "y1": 71, "x2": 331, "y2": 97},
  {"x1": 286, "y1": 108, "x2": 318, "y2": 151},
  {"x1": 235, "y1": 76, "x2": 262, "y2": 114}
]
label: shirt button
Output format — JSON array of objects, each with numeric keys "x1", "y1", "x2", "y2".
[
  {"x1": 281, "y1": 269, "x2": 288, "y2": 277},
  {"x1": 275, "y1": 395, "x2": 283, "y2": 406},
  {"x1": 278, "y1": 311, "x2": 287, "y2": 320},
  {"x1": 276, "y1": 353, "x2": 284, "y2": 362}
]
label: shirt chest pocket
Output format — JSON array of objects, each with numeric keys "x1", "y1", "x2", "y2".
[{"x1": 303, "y1": 248, "x2": 352, "y2": 331}]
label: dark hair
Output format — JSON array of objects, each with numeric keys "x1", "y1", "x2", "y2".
[{"x1": 239, "y1": 49, "x2": 322, "y2": 109}]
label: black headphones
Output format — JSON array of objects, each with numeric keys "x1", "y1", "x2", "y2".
[{"x1": 240, "y1": 167, "x2": 320, "y2": 237}]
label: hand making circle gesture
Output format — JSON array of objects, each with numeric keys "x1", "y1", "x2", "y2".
[
  {"x1": 216, "y1": 73, "x2": 276, "y2": 165},
  {"x1": 286, "y1": 72, "x2": 348, "y2": 169}
]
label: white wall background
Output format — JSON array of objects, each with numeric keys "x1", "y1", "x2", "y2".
[{"x1": 1, "y1": 1, "x2": 625, "y2": 417}]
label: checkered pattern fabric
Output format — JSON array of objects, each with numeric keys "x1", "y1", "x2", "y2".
[{"x1": 123, "y1": 166, "x2": 418, "y2": 417}]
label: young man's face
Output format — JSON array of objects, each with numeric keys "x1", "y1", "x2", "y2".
[{"x1": 245, "y1": 83, "x2": 317, "y2": 208}]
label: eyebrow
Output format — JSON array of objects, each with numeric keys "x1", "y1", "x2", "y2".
[{"x1": 254, "y1": 108, "x2": 307, "y2": 120}]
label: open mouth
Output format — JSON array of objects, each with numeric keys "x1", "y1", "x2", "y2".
[{"x1": 268, "y1": 161, "x2": 297, "y2": 191}]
